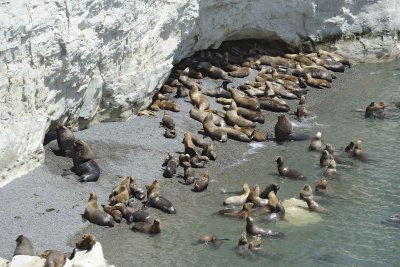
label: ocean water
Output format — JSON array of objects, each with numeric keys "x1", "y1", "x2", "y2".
[{"x1": 93, "y1": 60, "x2": 400, "y2": 267}]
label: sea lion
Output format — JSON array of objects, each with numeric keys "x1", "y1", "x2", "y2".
[
  {"x1": 179, "y1": 161, "x2": 196, "y2": 185},
  {"x1": 309, "y1": 132, "x2": 323, "y2": 151},
  {"x1": 384, "y1": 215, "x2": 400, "y2": 225},
  {"x1": 72, "y1": 140, "x2": 95, "y2": 165},
  {"x1": 216, "y1": 97, "x2": 233, "y2": 105},
  {"x1": 233, "y1": 125, "x2": 255, "y2": 138},
  {"x1": 41, "y1": 250, "x2": 66, "y2": 267},
  {"x1": 225, "y1": 100, "x2": 256, "y2": 127},
  {"x1": 229, "y1": 67, "x2": 251, "y2": 78},
  {"x1": 202, "y1": 81, "x2": 232, "y2": 98},
  {"x1": 276, "y1": 156, "x2": 306, "y2": 180},
  {"x1": 311, "y1": 55, "x2": 345, "y2": 72},
  {"x1": 150, "y1": 99, "x2": 180, "y2": 112},
  {"x1": 145, "y1": 180, "x2": 177, "y2": 214},
  {"x1": 268, "y1": 81, "x2": 299, "y2": 100},
  {"x1": 190, "y1": 155, "x2": 209, "y2": 168},
  {"x1": 265, "y1": 191, "x2": 285, "y2": 221},
  {"x1": 146, "y1": 180, "x2": 160, "y2": 198},
  {"x1": 160, "y1": 84, "x2": 175, "y2": 94},
  {"x1": 189, "y1": 84, "x2": 210, "y2": 110},
  {"x1": 365, "y1": 102, "x2": 386, "y2": 118},
  {"x1": 164, "y1": 128, "x2": 177, "y2": 139},
  {"x1": 259, "y1": 183, "x2": 280, "y2": 199},
  {"x1": 274, "y1": 115, "x2": 309, "y2": 142},
  {"x1": 190, "y1": 108, "x2": 226, "y2": 127},
  {"x1": 162, "y1": 153, "x2": 179, "y2": 178},
  {"x1": 315, "y1": 178, "x2": 328, "y2": 195},
  {"x1": 110, "y1": 185, "x2": 129, "y2": 206},
  {"x1": 303, "y1": 196, "x2": 327, "y2": 213},
  {"x1": 56, "y1": 124, "x2": 75, "y2": 157},
  {"x1": 223, "y1": 183, "x2": 251, "y2": 206},
  {"x1": 195, "y1": 61, "x2": 229, "y2": 80},
  {"x1": 175, "y1": 84, "x2": 187, "y2": 98},
  {"x1": 71, "y1": 159, "x2": 100, "y2": 183},
  {"x1": 320, "y1": 149, "x2": 332, "y2": 167},
  {"x1": 246, "y1": 216, "x2": 284, "y2": 238},
  {"x1": 258, "y1": 96, "x2": 290, "y2": 112},
  {"x1": 232, "y1": 107, "x2": 265, "y2": 124},
  {"x1": 324, "y1": 159, "x2": 339, "y2": 178},
  {"x1": 352, "y1": 140, "x2": 369, "y2": 161},
  {"x1": 102, "y1": 204, "x2": 123, "y2": 223},
  {"x1": 229, "y1": 87, "x2": 260, "y2": 111},
  {"x1": 178, "y1": 68, "x2": 202, "y2": 89},
  {"x1": 161, "y1": 111, "x2": 175, "y2": 130},
  {"x1": 317, "y1": 49, "x2": 351, "y2": 67},
  {"x1": 345, "y1": 141, "x2": 355, "y2": 154},
  {"x1": 114, "y1": 203, "x2": 152, "y2": 223},
  {"x1": 75, "y1": 234, "x2": 96, "y2": 251},
  {"x1": 183, "y1": 133, "x2": 201, "y2": 157},
  {"x1": 218, "y1": 202, "x2": 253, "y2": 219},
  {"x1": 196, "y1": 234, "x2": 229, "y2": 249},
  {"x1": 14, "y1": 235, "x2": 35, "y2": 256},
  {"x1": 201, "y1": 144, "x2": 217, "y2": 160},
  {"x1": 192, "y1": 171, "x2": 209, "y2": 192},
  {"x1": 294, "y1": 96, "x2": 310, "y2": 120},
  {"x1": 221, "y1": 125, "x2": 252, "y2": 142},
  {"x1": 284, "y1": 53, "x2": 314, "y2": 66},
  {"x1": 247, "y1": 185, "x2": 269, "y2": 207},
  {"x1": 83, "y1": 193, "x2": 114, "y2": 227},
  {"x1": 258, "y1": 55, "x2": 296, "y2": 68},
  {"x1": 299, "y1": 184, "x2": 312, "y2": 200},
  {"x1": 296, "y1": 63, "x2": 335, "y2": 82},
  {"x1": 132, "y1": 218, "x2": 162, "y2": 234},
  {"x1": 110, "y1": 176, "x2": 134, "y2": 197},
  {"x1": 202, "y1": 113, "x2": 228, "y2": 143},
  {"x1": 325, "y1": 144, "x2": 347, "y2": 165},
  {"x1": 138, "y1": 109, "x2": 157, "y2": 117},
  {"x1": 305, "y1": 73, "x2": 331, "y2": 88}
]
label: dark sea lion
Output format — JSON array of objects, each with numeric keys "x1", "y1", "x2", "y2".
[
  {"x1": 276, "y1": 156, "x2": 306, "y2": 180},
  {"x1": 162, "y1": 153, "x2": 179, "y2": 178},
  {"x1": 325, "y1": 144, "x2": 348, "y2": 165},
  {"x1": 344, "y1": 141, "x2": 355, "y2": 154},
  {"x1": 303, "y1": 196, "x2": 327, "y2": 213},
  {"x1": 190, "y1": 108, "x2": 226, "y2": 127},
  {"x1": 320, "y1": 149, "x2": 332, "y2": 167},
  {"x1": 179, "y1": 161, "x2": 196, "y2": 185},
  {"x1": 71, "y1": 159, "x2": 100, "y2": 183},
  {"x1": 365, "y1": 102, "x2": 386, "y2": 118},
  {"x1": 259, "y1": 183, "x2": 280, "y2": 199},
  {"x1": 103, "y1": 204, "x2": 123, "y2": 223},
  {"x1": 309, "y1": 131, "x2": 323, "y2": 151},
  {"x1": 383, "y1": 215, "x2": 400, "y2": 226},
  {"x1": 274, "y1": 114, "x2": 292, "y2": 142},
  {"x1": 218, "y1": 202, "x2": 253, "y2": 219},
  {"x1": 146, "y1": 195, "x2": 177, "y2": 214},
  {"x1": 83, "y1": 193, "x2": 114, "y2": 227},
  {"x1": 189, "y1": 84, "x2": 210, "y2": 110},
  {"x1": 190, "y1": 155, "x2": 209, "y2": 168},
  {"x1": 246, "y1": 216, "x2": 284, "y2": 238},
  {"x1": 192, "y1": 171, "x2": 209, "y2": 192},
  {"x1": 72, "y1": 140, "x2": 95, "y2": 165},
  {"x1": 225, "y1": 100, "x2": 256, "y2": 127},
  {"x1": 41, "y1": 250, "x2": 66, "y2": 267},
  {"x1": 178, "y1": 68, "x2": 202, "y2": 89},
  {"x1": 14, "y1": 235, "x2": 35, "y2": 256},
  {"x1": 114, "y1": 203, "x2": 152, "y2": 223},
  {"x1": 196, "y1": 234, "x2": 229, "y2": 249},
  {"x1": 258, "y1": 96, "x2": 290, "y2": 112},
  {"x1": 132, "y1": 218, "x2": 162, "y2": 234},
  {"x1": 202, "y1": 113, "x2": 228, "y2": 143},
  {"x1": 56, "y1": 124, "x2": 75, "y2": 157},
  {"x1": 175, "y1": 84, "x2": 187, "y2": 98},
  {"x1": 75, "y1": 234, "x2": 96, "y2": 251},
  {"x1": 299, "y1": 184, "x2": 312, "y2": 200},
  {"x1": 229, "y1": 87, "x2": 260, "y2": 111},
  {"x1": 161, "y1": 111, "x2": 175, "y2": 130},
  {"x1": 164, "y1": 128, "x2": 177, "y2": 139}
]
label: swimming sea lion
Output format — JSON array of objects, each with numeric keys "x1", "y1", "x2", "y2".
[
  {"x1": 315, "y1": 178, "x2": 328, "y2": 195},
  {"x1": 223, "y1": 183, "x2": 251, "y2": 206},
  {"x1": 132, "y1": 218, "x2": 162, "y2": 234},
  {"x1": 225, "y1": 100, "x2": 256, "y2": 127},
  {"x1": 75, "y1": 234, "x2": 96, "y2": 251},
  {"x1": 344, "y1": 141, "x2": 355, "y2": 154},
  {"x1": 299, "y1": 184, "x2": 312, "y2": 200},
  {"x1": 352, "y1": 140, "x2": 369, "y2": 161},
  {"x1": 162, "y1": 153, "x2": 179, "y2": 178},
  {"x1": 41, "y1": 250, "x2": 66, "y2": 267},
  {"x1": 202, "y1": 113, "x2": 228, "y2": 143},
  {"x1": 192, "y1": 171, "x2": 209, "y2": 192},
  {"x1": 320, "y1": 149, "x2": 332, "y2": 167},
  {"x1": 218, "y1": 202, "x2": 253, "y2": 219},
  {"x1": 189, "y1": 84, "x2": 210, "y2": 110},
  {"x1": 83, "y1": 193, "x2": 114, "y2": 227},
  {"x1": 324, "y1": 159, "x2": 339, "y2": 178},
  {"x1": 276, "y1": 156, "x2": 306, "y2": 180},
  {"x1": 365, "y1": 102, "x2": 386, "y2": 119},
  {"x1": 230, "y1": 87, "x2": 260, "y2": 111},
  {"x1": 56, "y1": 124, "x2": 75, "y2": 157},
  {"x1": 259, "y1": 183, "x2": 280, "y2": 199},
  {"x1": 309, "y1": 132, "x2": 323, "y2": 151},
  {"x1": 303, "y1": 196, "x2": 327, "y2": 213},
  {"x1": 196, "y1": 234, "x2": 229, "y2": 249},
  {"x1": 14, "y1": 235, "x2": 35, "y2": 256},
  {"x1": 246, "y1": 216, "x2": 284, "y2": 238}
]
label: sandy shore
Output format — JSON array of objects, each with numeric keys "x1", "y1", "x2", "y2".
[{"x1": 0, "y1": 61, "x2": 354, "y2": 261}]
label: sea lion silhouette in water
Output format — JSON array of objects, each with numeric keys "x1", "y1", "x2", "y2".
[
  {"x1": 274, "y1": 114, "x2": 309, "y2": 142},
  {"x1": 246, "y1": 216, "x2": 284, "y2": 238},
  {"x1": 195, "y1": 234, "x2": 229, "y2": 249},
  {"x1": 13, "y1": 235, "x2": 35, "y2": 256},
  {"x1": 276, "y1": 156, "x2": 306, "y2": 180}
]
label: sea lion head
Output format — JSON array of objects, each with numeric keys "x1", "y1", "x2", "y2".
[
  {"x1": 300, "y1": 184, "x2": 312, "y2": 200},
  {"x1": 325, "y1": 144, "x2": 334, "y2": 153},
  {"x1": 238, "y1": 232, "x2": 248, "y2": 246},
  {"x1": 322, "y1": 149, "x2": 330, "y2": 158},
  {"x1": 316, "y1": 178, "x2": 328, "y2": 191},
  {"x1": 345, "y1": 141, "x2": 355, "y2": 152},
  {"x1": 275, "y1": 156, "x2": 283, "y2": 165},
  {"x1": 315, "y1": 131, "x2": 322, "y2": 140},
  {"x1": 88, "y1": 192, "x2": 98, "y2": 202}
]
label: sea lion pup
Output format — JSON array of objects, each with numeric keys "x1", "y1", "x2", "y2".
[
  {"x1": 161, "y1": 111, "x2": 175, "y2": 130},
  {"x1": 190, "y1": 155, "x2": 209, "y2": 168},
  {"x1": 190, "y1": 108, "x2": 226, "y2": 127},
  {"x1": 258, "y1": 96, "x2": 290, "y2": 112},
  {"x1": 317, "y1": 49, "x2": 351, "y2": 67},
  {"x1": 229, "y1": 87, "x2": 260, "y2": 111},
  {"x1": 247, "y1": 185, "x2": 269, "y2": 207},
  {"x1": 225, "y1": 100, "x2": 256, "y2": 128},
  {"x1": 320, "y1": 149, "x2": 332, "y2": 167},
  {"x1": 110, "y1": 185, "x2": 129, "y2": 206},
  {"x1": 179, "y1": 161, "x2": 196, "y2": 185},
  {"x1": 41, "y1": 250, "x2": 66, "y2": 267},
  {"x1": 114, "y1": 203, "x2": 152, "y2": 224},
  {"x1": 276, "y1": 156, "x2": 306, "y2": 180},
  {"x1": 162, "y1": 153, "x2": 179, "y2": 178},
  {"x1": 196, "y1": 234, "x2": 229, "y2": 248},
  {"x1": 218, "y1": 202, "x2": 254, "y2": 219},
  {"x1": 14, "y1": 235, "x2": 35, "y2": 256},
  {"x1": 315, "y1": 178, "x2": 328, "y2": 195},
  {"x1": 195, "y1": 61, "x2": 229, "y2": 80},
  {"x1": 103, "y1": 204, "x2": 123, "y2": 223},
  {"x1": 365, "y1": 102, "x2": 386, "y2": 118},
  {"x1": 189, "y1": 84, "x2": 210, "y2": 110},
  {"x1": 303, "y1": 196, "x2": 327, "y2": 213},
  {"x1": 192, "y1": 171, "x2": 209, "y2": 192},
  {"x1": 324, "y1": 159, "x2": 339, "y2": 178},
  {"x1": 274, "y1": 114, "x2": 310, "y2": 142},
  {"x1": 83, "y1": 193, "x2": 114, "y2": 227},
  {"x1": 352, "y1": 140, "x2": 369, "y2": 161},
  {"x1": 55, "y1": 124, "x2": 75, "y2": 157},
  {"x1": 246, "y1": 216, "x2": 284, "y2": 238},
  {"x1": 75, "y1": 234, "x2": 96, "y2": 251},
  {"x1": 259, "y1": 183, "x2": 280, "y2": 199},
  {"x1": 223, "y1": 183, "x2": 251, "y2": 206},
  {"x1": 299, "y1": 184, "x2": 313, "y2": 200},
  {"x1": 309, "y1": 131, "x2": 323, "y2": 151},
  {"x1": 305, "y1": 73, "x2": 331, "y2": 88},
  {"x1": 132, "y1": 218, "x2": 162, "y2": 234},
  {"x1": 202, "y1": 113, "x2": 228, "y2": 143}
]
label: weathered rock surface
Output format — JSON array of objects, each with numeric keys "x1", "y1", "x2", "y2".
[{"x1": 0, "y1": 0, "x2": 399, "y2": 185}]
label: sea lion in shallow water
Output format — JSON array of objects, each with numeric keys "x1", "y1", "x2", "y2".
[
  {"x1": 276, "y1": 156, "x2": 306, "y2": 180},
  {"x1": 274, "y1": 115, "x2": 309, "y2": 142},
  {"x1": 223, "y1": 183, "x2": 251, "y2": 206},
  {"x1": 192, "y1": 171, "x2": 209, "y2": 192},
  {"x1": 315, "y1": 178, "x2": 328, "y2": 195},
  {"x1": 299, "y1": 184, "x2": 313, "y2": 200},
  {"x1": 247, "y1": 185, "x2": 269, "y2": 207},
  {"x1": 303, "y1": 196, "x2": 327, "y2": 213},
  {"x1": 218, "y1": 202, "x2": 253, "y2": 219},
  {"x1": 309, "y1": 131, "x2": 323, "y2": 151},
  {"x1": 259, "y1": 183, "x2": 280, "y2": 199},
  {"x1": 246, "y1": 216, "x2": 284, "y2": 238},
  {"x1": 320, "y1": 149, "x2": 332, "y2": 167},
  {"x1": 196, "y1": 234, "x2": 229, "y2": 249},
  {"x1": 14, "y1": 235, "x2": 35, "y2": 256},
  {"x1": 83, "y1": 193, "x2": 114, "y2": 227},
  {"x1": 132, "y1": 218, "x2": 162, "y2": 234}
]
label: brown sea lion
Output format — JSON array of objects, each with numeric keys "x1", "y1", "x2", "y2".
[
  {"x1": 223, "y1": 183, "x2": 251, "y2": 206},
  {"x1": 353, "y1": 140, "x2": 369, "y2": 161},
  {"x1": 218, "y1": 202, "x2": 253, "y2": 219},
  {"x1": 202, "y1": 86, "x2": 231, "y2": 98},
  {"x1": 229, "y1": 87, "x2": 260, "y2": 111},
  {"x1": 196, "y1": 234, "x2": 229, "y2": 248},
  {"x1": 192, "y1": 171, "x2": 209, "y2": 192},
  {"x1": 110, "y1": 176, "x2": 134, "y2": 197},
  {"x1": 195, "y1": 61, "x2": 229, "y2": 80},
  {"x1": 309, "y1": 132, "x2": 323, "y2": 151},
  {"x1": 201, "y1": 143, "x2": 217, "y2": 160},
  {"x1": 14, "y1": 235, "x2": 35, "y2": 256},
  {"x1": 216, "y1": 97, "x2": 233, "y2": 105},
  {"x1": 103, "y1": 204, "x2": 123, "y2": 223},
  {"x1": 179, "y1": 161, "x2": 196, "y2": 185},
  {"x1": 365, "y1": 102, "x2": 386, "y2": 119},
  {"x1": 72, "y1": 140, "x2": 95, "y2": 165},
  {"x1": 221, "y1": 126, "x2": 252, "y2": 142},
  {"x1": 234, "y1": 107, "x2": 265, "y2": 124},
  {"x1": 175, "y1": 84, "x2": 188, "y2": 98},
  {"x1": 190, "y1": 108, "x2": 226, "y2": 127},
  {"x1": 315, "y1": 178, "x2": 328, "y2": 194},
  {"x1": 246, "y1": 216, "x2": 284, "y2": 237},
  {"x1": 303, "y1": 196, "x2": 327, "y2": 213},
  {"x1": 178, "y1": 68, "x2": 202, "y2": 89},
  {"x1": 283, "y1": 53, "x2": 314, "y2": 66},
  {"x1": 225, "y1": 100, "x2": 256, "y2": 127},
  {"x1": 320, "y1": 149, "x2": 332, "y2": 167},
  {"x1": 274, "y1": 115, "x2": 309, "y2": 142},
  {"x1": 83, "y1": 193, "x2": 114, "y2": 227},
  {"x1": 114, "y1": 203, "x2": 152, "y2": 223},
  {"x1": 247, "y1": 185, "x2": 269, "y2": 207},
  {"x1": 202, "y1": 113, "x2": 228, "y2": 142},
  {"x1": 311, "y1": 56, "x2": 345, "y2": 72},
  {"x1": 317, "y1": 49, "x2": 351, "y2": 67},
  {"x1": 258, "y1": 96, "x2": 290, "y2": 112},
  {"x1": 160, "y1": 84, "x2": 175, "y2": 94},
  {"x1": 132, "y1": 218, "x2": 161, "y2": 234},
  {"x1": 183, "y1": 132, "x2": 202, "y2": 157},
  {"x1": 276, "y1": 156, "x2": 306, "y2": 180},
  {"x1": 233, "y1": 125, "x2": 255, "y2": 138},
  {"x1": 305, "y1": 73, "x2": 331, "y2": 88},
  {"x1": 145, "y1": 180, "x2": 176, "y2": 214},
  {"x1": 324, "y1": 159, "x2": 339, "y2": 178},
  {"x1": 161, "y1": 111, "x2": 175, "y2": 130},
  {"x1": 299, "y1": 184, "x2": 312, "y2": 200},
  {"x1": 138, "y1": 109, "x2": 157, "y2": 117},
  {"x1": 268, "y1": 81, "x2": 299, "y2": 100},
  {"x1": 229, "y1": 67, "x2": 251, "y2": 78},
  {"x1": 162, "y1": 153, "x2": 179, "y2": 178},
  {"x1": 41, "y1": 250, "x2": 66, "y2": 267},
  {"x1": 189, "y1": 84, "x2": 210, "y2": 110},
  {"x1": 258, "y1": 55, "x2": 296, "y2": 68},
  {"x1": 75, "y1": 234, "x2": 96, "y2": 251},
  {"x1": 56, "y1": 124, "x2": 75, "y2": 157},
  {"x1": 110, "y1": 185, "x2": 129, "y2": 206},
  {"x1": 265, "y1": 191, "x2": 285, "y2": 221}
]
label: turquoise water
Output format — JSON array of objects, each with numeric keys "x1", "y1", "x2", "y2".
[{"x1": 93, "y1": 61, "x2": 400, "y2": 267}]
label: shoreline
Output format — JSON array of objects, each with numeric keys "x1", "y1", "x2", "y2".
[{"x1": 0, "y1": 54, "x2": 356, "y2": 262}]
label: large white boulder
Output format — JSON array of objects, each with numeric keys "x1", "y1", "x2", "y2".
[
  {"x1": 70, "y1": 242, "x2": 114, "y2": 267},
  {"x1": 0, "y1": 0, "x2": 399, "y2": 185}
]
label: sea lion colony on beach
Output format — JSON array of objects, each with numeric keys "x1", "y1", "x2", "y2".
[{"x1": 14, "y1": 42, "x2": 395, "y2": 262}]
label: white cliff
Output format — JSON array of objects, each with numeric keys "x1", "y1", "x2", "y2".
[{"x1": 0, "y1": 0, "x2": 399, "y2": 185}]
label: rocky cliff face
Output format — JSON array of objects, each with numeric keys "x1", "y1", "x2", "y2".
[{"x1": 0, "y1": 0, "x2": 399, "y2": 185}]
